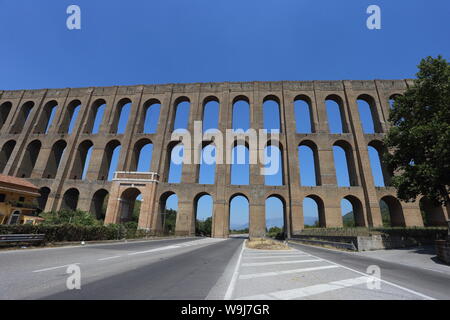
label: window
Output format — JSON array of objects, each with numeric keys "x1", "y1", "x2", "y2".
[{"x1": 0, "y1": 194, "x2": 5, "y2": 202}]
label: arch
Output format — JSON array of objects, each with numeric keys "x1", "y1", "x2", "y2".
[
  {"x1": 16, "y1": 140, "x2": 41, "y2": 178},
  {"x1": 0, "y1": 140, "x2": 16, "y2": 173},
  {"x1": 419, "y1": 197, "x2": 447, "y2": 226},
  {"x1": 231, "y1": 143, "x2": 249, "y2": 185},
  {"x1": 59, "y1": 100, "x2": 81, "y2": 134},
  {"x1": 333, "y1": 140, "x2": 358, "y2": 186},
  {"x1": 194, "y1": 193, "x2": 213, "y2": 236},
  {"x1": 166, "y1": 142, "x2": 184, "y2": 183},
  {"x1": 113, "y1": 98, "x2": 132, "y2": 134},
  {"x1": 84, "y1": 99, "x2": 106, "y2": 134},
  {"x1": 232, "y1": 96, "x2": 250, "y2": 131},
  {"x1": 380, "y1": 196, "x2": 406, "y2": 227},
  {"x1": 294, "y1": 95, "x2": 314, "y2": 133},
  {"x1": 118, "y1": 188, "x2": 141, "y2": 223},
  {"x1": 98, "y1": 140, "x2": 121, "y2": 181},
  {"x1": 264, "y1": 144, "x2": 284, "y2": 186},
  {"x1": 70, "y1": 140, "x2": 93, "y2": 180},
  {"x1": 325, "y1": 95, "x2": 347, "y2": 134},
  {"x1": 34, "y1": 100, "x2": 58, "y2": 134},
  {"x1": 303, "y1": 195, "x2": 325, "y2": 227},
  {"x1": 229, "y1": 194, "x2": 249, "y2": 234},
  {"x1": 37, "y1": 187, "x2": 51, "y2": 211},
  {"x1": 298, "y1": 141, "x2": 321, "y2": 186},
  {"x1": 159, "y1": 191, "x2": 178, "y2": 234},
  {"x1": 61, "y1": 188, "x2": 80, "y2": 211},
  {"x1": 263, "y1": 95, "x2": 281, "y2": 133},
  {"x1": 266, "y1": 195, "x2": 286, "y2": 237},
  {"x1": 388, "y1": 94, "x2": 402, "y2": 110},
  {"x1": 42, "y1": 140, "x2": 67, "y2": 179},
  {"x1": 0, "y1": 101, "x2": 12, "y2": 131},
  {"x1": 172, "y1": 97, "x2": 190, "y2": 131},
  {"x1": 357, "y1": 94, "x2": 382, "y2": 133},
  {"x1": 10, "y1": 101, "x2": 34, "y2": 134},
  {"x1": 341, "y1": 195, "x2": 365, "y2": 227},
  {"x1": 141, "y1": 99, "x2": 161, "y2": 134},
  {"x1": 90, "y1": 189, "x2": 109, "y2": 220},
  {"x1": 198, "y1": 143, "x2": 216, "y2": 184},
  {"x1": 131, "y1": 138, "x2": 153, "y2": 172},
  {"x1": 368, "y1": 140, "x2": 391, "y2": 187},
  {"x1": 202, "y1": 96, "x2": 220, "y2": 132}
]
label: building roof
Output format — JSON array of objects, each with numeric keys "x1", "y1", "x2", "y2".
[{"x1": 0, "y1": 174, "x2": 39, "y2": 191}]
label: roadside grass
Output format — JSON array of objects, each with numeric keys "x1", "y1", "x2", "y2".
[{"x1": 246, "y1": 238, "x2": 291, "y2": 250}]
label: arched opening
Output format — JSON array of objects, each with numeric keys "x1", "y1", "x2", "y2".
[
  {"x1": 113, "y1": 99, "x2": 132, "y2": 134},
  {"x1": 61, "y1": 188, "x2": 80, "y2": 211},
  {"x1": 59, "y1": 100, "x2": 81, "y2": 134},
  {"x1": 10, "y1": 101, "x2": 34, "y2": 134},
  {"x1": 17, "y1": 140, "x2": 41, "y2": 178},
  {"x1": 231, "y1": 142, "x2": 249, "y2": 185},
  {"x1": 266, "y1": 195, "x2": 285, "y2": 238},
  {"x1": 229, "y1": 194, "x2": 249, "y2": 234},
  {"x1": 333, "y1": 141, "x2": 357, "y2": 186},
  {"x1": 303, "y1": 195, "x2": 325, "y2": 227},
  {"x1": 84, "y1": 99, "x2": 106, "y2": 134},
  {"x1": 70, "y1": 140, "x2": 93, "y2": 180},
  {"x1": 159, "y1": 192, "x2": 178, "y2": 235},
  {"x1": 232, "y1": 96, "x2": 250, "y2": 131},
  {"x1": 325, "y1": 95, "x2": 347, "y2": 134},
  {"x1": 35, "y1": 100, "x2": 58, "y2": 134},
  {"x1": 263, "y1": 96, "x2": 281, "y2": 133},
  {"x1": 0, "y1": 140, "x2": 16, "y2": 173},
  {"x1": 118, "y1": 188, "x2": 141, "y2": 223},
  {"x1": 380, "y1": 196, "x2": 406, "y2": 227},
  {"x1": 194, "y1": 193, "x2": 213, "y2": 236},
  {"x1": 419, "y1": 197, "x2": 447, "y2": 226},
  {"x1": 173, "y1": 97, "x2": 190, "y2": 131},
  {"x1": 90, "y1": 189, "x2": 109, "y2": 220},
  {"x1": 0, "y1": 102, "x2": 12, "y2": 131},
  {"x1": 37, "y1": 187, "x2": 51, "y2": 211},
  {"x1": 388, "y1": 94, "x2": 402, "y2": 110},
  {"x1": 357, "y1": 94, "x2": 382, "y2": 134},
  {"x1": 131, "y1": 139, "x2": 153, "y2": 172},
  {"x1": 141, "y1": 99, "x2": 161, "y2": 134},
  {"x1": 43, "y1": 140, "x2": 67, "y2": 179},
  {"x1": 264, "y1": 143, "x2": 283, "y2": 186},
  {"x1": 167, "y1": 142, "x2": 184, "y2": 183},
  {"x1": 368, "y1": 140, "x2": 390, "y2": 187},
  {"x1": 294, "y1": 95, "x2": 313, "y2": 133},
  {"x1": 198, "y1": 143, "x2": 216, "y2": 184},
  {"x1": 298, "y1": 141, "x2": 320, "y2": 186},
  {"x1": 98, "y1": 140, "x2": 121, "y2": 181},
  {"x1": 202, "y1": 97, "x2": 220, "y2": 132},
  {"x1": 341, "y1": 195, "x2": 365, "y2": 227}
]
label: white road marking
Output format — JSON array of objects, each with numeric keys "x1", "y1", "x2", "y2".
[
  {"x1": 127, "y1": 238, "x2": 225, "y2": 255},
  {"x1": 290, "y1": 245, "x2": 436, "y2": 300},
  {"x1": 97, "y1": 255, "x2": 122, "y2": 261},
  {"x1": 242, "y1": 259, "x2": 322, "y2": 267},
  {"x1": 32, "y1": 263, "x2": 80, "y2": 273},
  {"x1": 239, "y1": 265, "x2": 339, "y2": 279},
  {"x1": 244, "y1": 254, "x2": 310, "y2": 259},
  {"x1": 224, "y1": 240, "x2": 246, "y2": 300},
  {"x1": 238, "y1": 276, "x2": 372, "y2": 300}
]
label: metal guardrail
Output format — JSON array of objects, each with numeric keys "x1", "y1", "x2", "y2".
[{"x1": 0, "y1": 234, "x2": 45, "y2": 243}]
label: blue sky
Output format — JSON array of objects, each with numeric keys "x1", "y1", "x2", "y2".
[{"x1": 1, "y1": 0, "x2": 449, "y2": 228}]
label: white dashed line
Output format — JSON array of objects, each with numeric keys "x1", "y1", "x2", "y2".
[
  {"x1": 32, "y1": 263, "x2": 80, "y2": 273},
  {"x1": 239, "y1": 265, "x2": 339, "y2": 279}
]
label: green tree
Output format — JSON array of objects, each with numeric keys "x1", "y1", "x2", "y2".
[
  {"x1": 196, "y1": 217, "x2": 212, "y2": 236},
  {"x1": 384, "y1": 56, "x2": 450, "y2": 208}
]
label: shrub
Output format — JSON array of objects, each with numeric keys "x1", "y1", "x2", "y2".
[{"x1": 40, "y1": 209, "x2": 102, "y2": 227}]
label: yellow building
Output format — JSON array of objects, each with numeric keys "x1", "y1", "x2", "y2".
[{"x1": 0, "y1": 174, "x2": 42, "y2": 225}]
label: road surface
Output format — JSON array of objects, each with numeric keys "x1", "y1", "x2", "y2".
[{"x1": 0, "y1": 237, "x2": 449, "y2": 300}]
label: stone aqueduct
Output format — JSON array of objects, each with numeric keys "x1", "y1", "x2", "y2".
[{"x1": 0, "y1": 80, "x2": 448, "y2": 238}]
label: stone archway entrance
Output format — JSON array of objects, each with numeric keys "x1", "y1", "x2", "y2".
[{"x1": 104, "y1": 171, "x2": 159, "y2": 231}]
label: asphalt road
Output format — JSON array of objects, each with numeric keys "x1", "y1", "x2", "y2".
[
  {"x1": 0, "y1": 237, "x2": 244, "y2": 299},
  {"x1": 0, "y1": 237, "x2": 449, "y2": 300}
]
